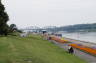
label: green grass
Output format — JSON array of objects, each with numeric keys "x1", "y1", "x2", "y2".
[{"x1": 0, "y1": 35, "x2": 87, "y2": 63}]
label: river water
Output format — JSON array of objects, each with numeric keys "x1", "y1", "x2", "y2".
[{"x1": 62, "y1": 32, "x2": 96, "y2": 43}]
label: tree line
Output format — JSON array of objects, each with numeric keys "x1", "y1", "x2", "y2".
[{"x1": 44, "y1": 23, "x2": 96, "y2": 32}]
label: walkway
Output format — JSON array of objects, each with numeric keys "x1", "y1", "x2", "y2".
[{"x1": 49, "y1": 40, "x2": 96, "y2": 63}]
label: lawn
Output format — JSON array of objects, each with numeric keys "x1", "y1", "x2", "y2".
[{"x1": 0, "y1": 35, "x2": 87, "y2": 63}]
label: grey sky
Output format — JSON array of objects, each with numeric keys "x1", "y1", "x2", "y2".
[{"x1": 3, "y1": 0, "x2": 96, "y2": 28}]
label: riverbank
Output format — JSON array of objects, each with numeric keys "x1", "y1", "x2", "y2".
[
  {"x1": 45, "y1": 35, "x2": 96, "y2": 63},
  {"x1": 49, "y1": 40, "x2": 96, "y2": 63},
  {"x1": 0, "y1": 35, "x2": 87, "y2": 63},
  {"x1": 47, "y1": 35, "x2": 96, "y2": 56}
]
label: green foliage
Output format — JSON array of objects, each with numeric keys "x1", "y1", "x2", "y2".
[
  {"x1": 9, "y1": 24, "x2": 17, "y2": 32},
  {"x1": 0, "y1": 0, "x2": 9, "y2": 35},
  {"x1": 9, "y1": 24, "x2": 23, "y2": 36}
]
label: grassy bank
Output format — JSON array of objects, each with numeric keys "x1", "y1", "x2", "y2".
[{"x1": 0, "y1": 35, "x2": 87, "y2": 63}]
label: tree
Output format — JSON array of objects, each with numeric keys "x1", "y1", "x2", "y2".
[
  {"x1": 9, "y1": 24, "x2": 17, "y2": 32},
  {"x1": 0, "y1": 0, "x2": 9, "y2": 35},
  {"x1": 9, "y1": 24, "x2": 23, "y2": 36}
]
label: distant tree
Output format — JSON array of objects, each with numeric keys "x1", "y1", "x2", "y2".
[
  {"x1": 0, "y1": 0, "x2": 9, "y2": 36},
  {"x1": 9, "y1": 24, "x2": 17, "y2": 32}
]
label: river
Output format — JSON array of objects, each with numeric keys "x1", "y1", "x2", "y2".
[{"x1": 62, "y1": 32, "x2": 96, "y2": 43}]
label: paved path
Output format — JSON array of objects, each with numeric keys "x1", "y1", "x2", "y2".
[{"x1": 49, "y1": 40, "x2": 96, "y2": 63}]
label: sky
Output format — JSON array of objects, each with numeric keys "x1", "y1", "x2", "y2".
[{"x1": 3, "y1": 0, "x2": 96, "y2": 28}]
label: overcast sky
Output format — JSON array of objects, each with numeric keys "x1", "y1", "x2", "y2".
[{"x1": 3, "y1": 0, "x2": 96, "y2": 28}]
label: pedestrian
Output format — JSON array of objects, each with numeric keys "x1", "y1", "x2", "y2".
[{"x1": 68, "y1": 46, "x2": 74, "y2": 54}]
